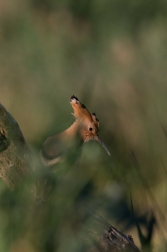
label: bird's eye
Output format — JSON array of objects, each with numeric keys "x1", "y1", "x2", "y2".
[{"x1": 89, "y1": 127, "x2": 93, "y2": 131}]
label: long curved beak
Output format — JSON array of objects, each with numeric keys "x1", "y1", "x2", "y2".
[{"x1": 94, "y1": 136, "x2": 111, "y2": 157}]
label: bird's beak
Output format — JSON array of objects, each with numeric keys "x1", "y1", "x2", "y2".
[{"x1": 94, "y1": 136, "x2": 111, "y2": 157}]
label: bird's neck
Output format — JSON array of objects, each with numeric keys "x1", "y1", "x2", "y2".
[{"x1": 61, "y1": 121, "x2": 83, "y2": 144}]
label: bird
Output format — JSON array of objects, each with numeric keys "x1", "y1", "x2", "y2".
[{"x1": 41, "y1": 95, "x2": 111, "y2": 166}]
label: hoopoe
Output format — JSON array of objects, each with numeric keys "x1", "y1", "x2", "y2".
[{"x1": 41, "y1": 95, "x2": 111, "y2": 166}]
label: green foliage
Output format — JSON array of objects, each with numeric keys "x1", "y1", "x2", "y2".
[{"x1": 0, "y1": 0, "x2": 167, "y2": 251}]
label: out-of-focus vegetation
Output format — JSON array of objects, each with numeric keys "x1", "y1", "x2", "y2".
[{"x1": 1, "y1": 0, "x2": 167, "y2": 251}]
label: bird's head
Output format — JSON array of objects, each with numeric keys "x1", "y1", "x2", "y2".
[{"x1": 70, "y1": 95, "x2": 111, "y2": 156}]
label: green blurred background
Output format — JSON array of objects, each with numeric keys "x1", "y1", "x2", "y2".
[{"x1": 1, "y1": 0, "x2": 167, "y2": 251}]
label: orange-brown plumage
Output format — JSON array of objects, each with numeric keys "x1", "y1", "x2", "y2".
[{"x1": 41, "y1": 95, "x2": 110, "y2": 166}]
